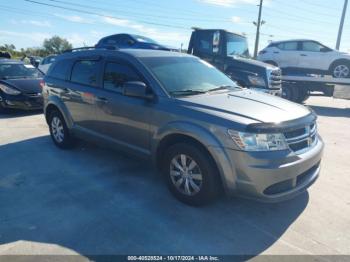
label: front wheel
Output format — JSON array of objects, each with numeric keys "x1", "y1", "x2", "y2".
[
  {"x1": 331, "y1": 62, "x2": 350, "y2": 78},
  {"x1": 162, "y1": 143, "x2": 220, "y2": 206}
]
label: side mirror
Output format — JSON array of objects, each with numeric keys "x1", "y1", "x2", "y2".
[
  {"x1": 320, "y1": 47, "x2": 330, "y2": 52},
  {"x1": 123, "y1": 81, "x2": 153, "y2": 100}
]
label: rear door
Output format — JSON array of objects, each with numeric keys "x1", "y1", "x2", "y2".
[
  {"x1": 62, "y1": 57, "x2": 102, "y2": 131},
  {"x1": 92, "y1": 58, "x2": 152, "y2": 154},
  {"x1": 274, "y1": 41, "x2": 300, "y2": 68}
]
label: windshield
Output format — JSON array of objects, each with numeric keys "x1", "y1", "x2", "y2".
[
  {"x1": 0, "y1": 63, "x2": 43, "y2": 79},
  {"x1": 226, "y1": 33, "x2": 250, "y2": 58},
  {"x1": 141, "y1": 56, "x2": 240, "y2": 96}
]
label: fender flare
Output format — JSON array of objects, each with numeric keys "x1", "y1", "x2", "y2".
[
  {"x1": 44, "y1": 96, "x2": 74, "y2": 129},
  {"x1": 152, "y1": 121, "x2": 237, "y2": 193}
]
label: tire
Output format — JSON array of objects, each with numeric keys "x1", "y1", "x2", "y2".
[
  {"x1": 48, "y1": 110, "x2": 75, "y2": 149},
  {"x1": 162, "y1": 143, "x2": 220, "y2": 206},
  {"x1": 282, "y1": 84, "x2": 299, "y2": 102},
  {"x1": 294, "y1": 88, "x2": 309, "y2": 103},
  {"x1": 330, "y1": 61, "x2": 350, "y2": 78}
]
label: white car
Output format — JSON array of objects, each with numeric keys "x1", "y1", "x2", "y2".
[
  {"x1": 257, "y1": 39, "x2": 350, "y2": 78},
  {"x1": 38, "y1": 55, "x2": 56, "y2": 74}
]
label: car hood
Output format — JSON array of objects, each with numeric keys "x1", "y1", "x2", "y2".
[
  {"x1": 0, "y1": 78, "x2": 42, "y2": 93},
  {"x1": 178, "y1": 89, "x2": 312, "y2": 125},
  {"x1": 228, "y1": 56, "x2": 277, "y2": 70}
]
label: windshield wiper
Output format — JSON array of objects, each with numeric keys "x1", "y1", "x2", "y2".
[
  {"x1": 208, "y1": 85, "x2": 237, "y2": 92},
  {"x1": 170, "y1": 89, "x2": 207, "y2": 96}
]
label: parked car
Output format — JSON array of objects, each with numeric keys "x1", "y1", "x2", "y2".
[
  {"x1": 43, "y1": 48, "x2": 324, "y2": 205},
  {"x1": 258, "y1": 39, "x2": 350, "y2": 78},
  {"x1": 0, "y1": 59, "x2": 43, "y2": 112},
  {"x1": 28, "y1": 56, "x2": 42, "y2": 68},
  {"x1": 0, "y1": 51, "x2": 11, "y2": 59},
  {"x1": 38, "y1": 55, "x2": 57, "y2": 74},
  {"x1": 95, "y1": 33, "x2": 173, "y2": 50}
]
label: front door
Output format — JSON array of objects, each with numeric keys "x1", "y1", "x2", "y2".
[
  {"x1": 298, "y1": 41, "x2": 331, "y2": 71},
  {"x1": 93, "y1": 60, "x2": 152, "y2": 155}
]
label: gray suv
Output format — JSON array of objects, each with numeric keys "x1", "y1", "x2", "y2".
[{"x1": 43, "y1": 48, "x2": 324, "y2": 205}]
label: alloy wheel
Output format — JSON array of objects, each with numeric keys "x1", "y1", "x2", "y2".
[
  {"x1": 334, "y1": 65, "x2": 349, "y2": 78},
  {"x1": 169, "y1": 154, "x2": 203, "y2": 196},
  {"x1": 51, "y1": 116, "x2": 64, "y2": 143}
]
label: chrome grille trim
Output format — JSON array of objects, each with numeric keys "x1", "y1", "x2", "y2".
[
  {"x1": 284, "y1": 122, "x2": 318, "y2": 154},
  {"x1": 267, "y1": 68, "x2": 282, "y2": 89}
]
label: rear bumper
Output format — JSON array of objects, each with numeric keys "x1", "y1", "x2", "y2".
[
  {"x1": 215, "y1": 135, "x2": 324, "y2": 202},
  {"x1": 0, "y1": 93, "x2": 43, "y2": 110}
]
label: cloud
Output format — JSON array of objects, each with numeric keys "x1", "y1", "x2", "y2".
[
  {"x1": 101, "y1": 17, "x2": 187, "y2": 44},
  {"x1": 198, "y1": 0, "x2": 257, "y2": 7},
  {"x1": 10, "y1": 20, "x2": 52, "y2": 27},
  {"x1": 231, "y1": 16, "x2": 242, "y2": 23},
  {"x1": 0, "y1": 30, "x2": 51, "y2": 46},
  {"x1": 53, "y1": 14, "x2": 94, "y2": 24}
]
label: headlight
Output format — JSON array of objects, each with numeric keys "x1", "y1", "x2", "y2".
[
  {"x1": 0, "y1": 84, "x2": 21, "y2": 95},
  {"x1": 248, "y1": 75, "x2": 265, "y2": 86},
  {"x1": 228, "y1": 130, "x2": 288, "y2": 151}
]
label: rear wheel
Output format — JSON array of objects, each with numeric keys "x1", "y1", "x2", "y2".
[
  {"x1": 48, "y1": 110, "x2": 75, "y2": 149},
  {"x1": 162, "y1": 143, "x2": 220, "y2": 206}
]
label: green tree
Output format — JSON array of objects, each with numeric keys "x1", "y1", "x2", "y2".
[{"x1": 43, "y1": 35, "x2": 72, "y2": 54}]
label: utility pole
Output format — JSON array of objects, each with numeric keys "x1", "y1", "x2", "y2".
[
  {"x1": 336, "y1": 0, "x2": 348, "y2": 50},
  {"x1": 253, "y1": 0, "x2": 263, "y2": 58}
]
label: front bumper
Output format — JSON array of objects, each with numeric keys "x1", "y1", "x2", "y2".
[
  {"x1": 218, "y1": 135, "x2": 324, "y2": 202},
  {"x1": 0, "y1": 93, "x2": 43, "y2": 110}
]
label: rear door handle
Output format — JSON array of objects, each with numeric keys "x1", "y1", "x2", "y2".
[{"x1": 300, "y1": 54, "x2": 307, "y2": 56}]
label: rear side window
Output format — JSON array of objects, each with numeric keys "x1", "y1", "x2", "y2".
[
  {"x1": 103, "y1": 62, "x2": 140, "y2": 92},
  {"x1": 277, "y1": 42, "x2": 298, "y2": 51},
  {"x1": 48, "y1": 60, "x2": 70, "y2": 80},
  {"x1": 71, "y1": 60, "x2": 99, "y2": 86},
  {"x1": 196, "y1": 32, "x2": 213, "y2": 54}
]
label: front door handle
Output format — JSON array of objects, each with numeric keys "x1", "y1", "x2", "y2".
[{"x1": 300, "y1": 54, "x2": 307, "y2": 56}]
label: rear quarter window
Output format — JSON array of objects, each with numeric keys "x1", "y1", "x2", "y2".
[
  {"x1": 70, "y1": 60, "x2": 99, "y2": 86},
  {"x1": 47, "y1": 60, "x2": 71, "y2": 80}
]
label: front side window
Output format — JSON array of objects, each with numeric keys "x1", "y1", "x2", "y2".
[
  {"x1": 141, "y1": 56, "x2": 239, "y2": 96},
  {"x1": 302, "y1": 41, "x2": 324, "y2": 52},
  {"x1": 71, "y1": 60, "x2": 99, "y2": 86},
  {"x1": 103, "y1": 62, "x2": 140, "y2": 92},
  {"x1": 0, "y1": 63, "x2": 43, "y2": 79}
]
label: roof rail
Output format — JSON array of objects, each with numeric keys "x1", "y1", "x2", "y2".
[{"x1": 62, "y1": 46, "x2": 118, "y2": 53}]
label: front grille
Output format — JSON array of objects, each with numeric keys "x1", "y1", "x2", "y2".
[
  {"x1": 284, "y1": 122, "x2": 317, "y2": 154},
  {"x1": 267, "y1": 69, "x2": 282, "y2": 89}
]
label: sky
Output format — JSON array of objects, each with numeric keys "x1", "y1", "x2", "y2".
[{"x1": 0, "y1": 0, "x2": 349, "y2": 54}]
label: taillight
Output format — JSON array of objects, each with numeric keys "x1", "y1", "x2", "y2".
[{"x1": 39, "y1": 80, "x2": 45, "y2": 89}]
